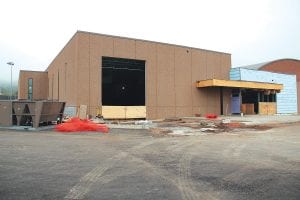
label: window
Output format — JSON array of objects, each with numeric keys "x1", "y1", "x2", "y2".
[{"x1": 28, "y1": 78, "x2": 33, "y2": 100}]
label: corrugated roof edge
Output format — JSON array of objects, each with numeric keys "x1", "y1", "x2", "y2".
[
  {"x1": 46, "y1": 30, "x2": 231, "y2": 71},
  {"x1": 234, "y1": 58, "x2": 300, "y2": 70},
  {"x1": 232, "y1": 65, "x2": 298, "y2": 77}
]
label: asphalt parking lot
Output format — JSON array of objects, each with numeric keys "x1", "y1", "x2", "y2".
[{"x1": 0, "y1": 124, "x2": 299, "y2": 200}]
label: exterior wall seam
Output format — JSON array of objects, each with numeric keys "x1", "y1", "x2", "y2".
[
  {"x1": 173, "y1": 47, "x2": 176, "y2": 116},
  {"x1": 88, "y1": 33, "x2": 91, "y2": 114}
]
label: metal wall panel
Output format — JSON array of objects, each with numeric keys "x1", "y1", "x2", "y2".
[
  {"x1": 231, "y1": 68, "x2": 297, "y2": 114},
  {"x1": 135, "y1": 41, "x2": 157, "y2": 113},
  {"x1": 113, "y1": 38, "x2": 136, "y2": 59},
  {"x1": 175, "y1": 47, "x2": 192, "y2": 86},
  {"x1": 156, "y1": 106, "x2": 176, "y2": 119},
  {"x1": 221, "y1": 54, "x2": 231, "y2": 80},
  {"x1": 191, "y1": 50, "x2": 207, "y2": 111},
  {"x1": 298, "y1": 82, "x2": 300, "y2": 113},
  {"x1": 229, "y1": 68, "x2": 241, "y2": 80},
  {"x1": 206, "y1": 52, "x2": 215, "y2": 79},
  {"x1": 156, "y1": 44, "x2": 175, "y2": 107},
  {"x1": 44, "y1": 31, "x2": 232, "y2": 119},
  {"x1": 176, "y1": 107, "x2": 193, "y2": 117},
  {"x1": 77, "y1": 33, "x2": 90, "y2": 108},
  {"x1": 89, "y1": 34, "x2": 103, "y2": 113},
  {"x1": 18, "y1": 71, "x2": 48, "y2": 100},
  {"x1": 174, "y1": 47, "x2": 192, "y2": 115}
]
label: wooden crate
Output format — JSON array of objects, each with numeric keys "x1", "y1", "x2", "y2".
[{"x1": 258, "y1": 102, "x2": 277, "y2": 115}]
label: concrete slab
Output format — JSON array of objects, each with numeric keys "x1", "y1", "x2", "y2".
[{"x1": 0, "y1": 125, "x2": 55, "y2": 131}]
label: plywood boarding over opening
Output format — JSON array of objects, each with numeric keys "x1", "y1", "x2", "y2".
[
  {"x1": 258, "y1": 102, "x2": 277, "y2": 115},
  {"x1": 196, "y1": 79, "x2": 283, "y2": 90},
  {"x1": 102, "y1": 106, "x2": 146, "y2": 119}
]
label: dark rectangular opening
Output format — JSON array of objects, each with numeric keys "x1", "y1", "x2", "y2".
[
  {"x1": 241, "y1": 89, "x2": 277, "y2": 114},
  {"x1": 102, "y1": 57, "x2": 145, "y2": 106},
  {"x1": 28, "y1": 78, "x2": 33, "y2": 100}
]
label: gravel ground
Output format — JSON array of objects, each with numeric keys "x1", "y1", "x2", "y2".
[{"x1": 0, "y1": 123, "x2": 299, "y2": 200}]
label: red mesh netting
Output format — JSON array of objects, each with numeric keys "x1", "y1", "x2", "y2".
[
  {"x1": 205, "y1": 114, "x2": 218, "y2": 119},
  {"x1": 55, "y1": 118, "x2": 109, "y2": 133}
]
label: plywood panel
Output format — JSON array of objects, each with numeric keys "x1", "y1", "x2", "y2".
[
  {"x1": 126, "y1": 106, "x2": 146, "y2": 118},
  {"x1": 196, "y1": 79, "x2": 283, "y2": 90},
  {"x1": 113, "y1": 38, "x2": 136, "y2": 59},
  {"x1": 258, "y1": 102, "x2": 277, "y2": 115},
  {"x1": 157, "y1": 44, "x2": 175, "y2": 107},
  {"x1": 102, "y1": 106, "x2": 146, "y2": 119},
  {"x1": 78, "y1": 105, "x2": 87, "y2": 119},
  {"x1": 241, "y1": 104, "x2": 255, "y2": 115},
  {"x1": 175, "y1": 47, "x2": 191, "y2": 86}
]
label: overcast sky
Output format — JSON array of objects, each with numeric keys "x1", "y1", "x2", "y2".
[{"x1": 0, "y1": 0, "x2": 299, "y2": 82}]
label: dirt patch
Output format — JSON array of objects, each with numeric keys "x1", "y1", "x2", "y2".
[{"x1": 149, "y1": 118, "x2": 276, "y2": 136}]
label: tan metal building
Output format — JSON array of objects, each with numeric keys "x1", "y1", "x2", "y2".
[{"x1": 19, "y1": 30, "x2": 234, "y2": 119}]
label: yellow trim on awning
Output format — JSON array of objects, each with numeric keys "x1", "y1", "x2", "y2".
[{"x1": 196, "y1": 79, "x2": 283, "y2": 90}]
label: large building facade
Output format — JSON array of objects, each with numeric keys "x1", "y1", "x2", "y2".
[
  {"x1": 18, "y1": 31, "x2": 232, "y2": 119},
  {"x1": 240, "y1": 59, "x2": 300, "y2": 113}
]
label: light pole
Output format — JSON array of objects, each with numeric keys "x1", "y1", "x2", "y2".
[{"x1": 7, "y1": 62, "x2": 14, "y2": 100}]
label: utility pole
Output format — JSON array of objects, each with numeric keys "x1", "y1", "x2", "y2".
[{"x1": 7, "y1": 62, "x2": 14, "y2": 100}]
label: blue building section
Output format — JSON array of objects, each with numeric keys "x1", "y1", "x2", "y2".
[{"x1": 230, "y1": 68, "x2": 297, "y2": 114}]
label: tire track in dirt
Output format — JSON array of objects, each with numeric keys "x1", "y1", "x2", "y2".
[
  {"x1": 222, "y1": 143, "x2": 247, "y2": 158},
  {"x1": 64, "y1": 138, "x2": 168, "y2": 199},
  {"x1": 177, "y1": 141, "x2": 220, "y2": 200},
  {"x1": 126, "y1": 153, "x2": 213, "y2": 199}
]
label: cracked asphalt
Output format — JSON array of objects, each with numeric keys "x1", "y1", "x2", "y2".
[{"x1": 0, "y1": 123, "x2": 299, "y2": 200}]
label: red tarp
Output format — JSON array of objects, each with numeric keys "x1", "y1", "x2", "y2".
[{"x1": 55, "y1": 117, "x2": 109, "y2": 133}]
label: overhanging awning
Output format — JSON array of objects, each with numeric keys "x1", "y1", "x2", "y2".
[{"x1": 196, "y1": 79, "x2": 283, "y2": 91}]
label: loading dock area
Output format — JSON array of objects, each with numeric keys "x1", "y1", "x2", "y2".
[
  {"x1": 101, "y1": 57, "x2": 146, "y2": 119},
  {"x1": 196, "y1": 79, "x2": 283, "y2": 115}
]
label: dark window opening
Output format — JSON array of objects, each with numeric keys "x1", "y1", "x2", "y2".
[
  {"x1": 241, "y1": 89, "x2": 276, "y2": 114},
  {"x1": 102, "y1": 57, "x2": 145, "y2": 106},
  {"x1": 28, "y1": 78, "x2": 33, "y2": 100}
]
